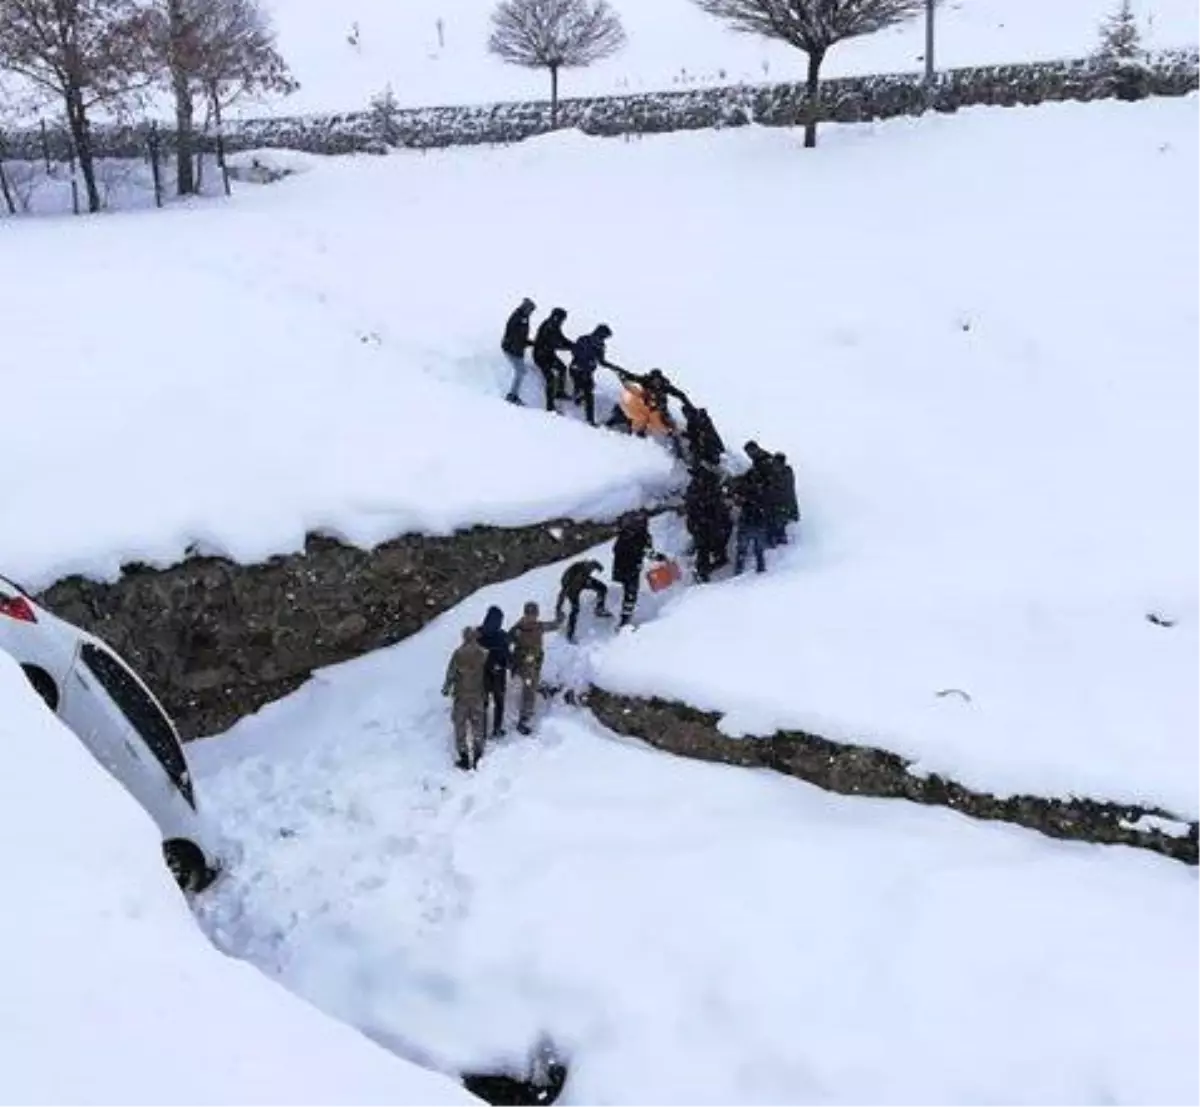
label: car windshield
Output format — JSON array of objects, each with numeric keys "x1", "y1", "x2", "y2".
[{"x1": 79, "y1": 643, "x2": 195, "y2": 809}]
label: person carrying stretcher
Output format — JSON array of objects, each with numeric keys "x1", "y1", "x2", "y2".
[{"x1": 609, "y1": 367, "x2": 689, "y2": 456}]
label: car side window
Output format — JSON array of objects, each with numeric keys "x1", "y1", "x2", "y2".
[{"x1": 79, "y1": 644, "x2": 195, "y2": 808}]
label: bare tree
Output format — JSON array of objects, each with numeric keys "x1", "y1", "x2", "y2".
[
  {"x1": 143, "y1": 0, "x2": 294, "y2": 195},
  {"x1": 692, "y1": 0, "x2": 924, "y2": 146},
  {"x1": 0, "y1": 0, "x2": 153, "y2": 211},
  {"x1": 488, "y1": 0, "x2": 625, "y2": 127}
]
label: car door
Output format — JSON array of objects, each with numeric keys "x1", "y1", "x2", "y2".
[{"x1": 58, "y1": 644, "x2": 189, "y2": 836}]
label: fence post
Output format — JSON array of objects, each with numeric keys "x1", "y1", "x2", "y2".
[
  {"x1": 213, "y1": 96, "x2": 231, "y2": 196},
  {"x1": 0, "y1": 132, "x2": 16, "y2": 216},
  {"x1": 148, "y1": 122, "x2": 163, "y2": 208},
  {"x1": 66, "y1": 130, "x2": 80, "y2": 215},
  {"x1": 39, "y1": 118, "x2": 52, "y2": 173}
]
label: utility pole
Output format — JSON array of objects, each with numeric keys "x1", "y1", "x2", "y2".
[{"x1": 924, "y1": 0, "x2": 936, "y2": 89}]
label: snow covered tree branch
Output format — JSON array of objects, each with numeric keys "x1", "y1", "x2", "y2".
[
  {"x1": 691, "y1": 0, "x2": 925, "y2": 146},
  {"x1": 1094, "y1": 0, "x2": 1149, "y2": 100},
  {"x1": 488, "y1": 0, "x2": 626, "y2": 126}
]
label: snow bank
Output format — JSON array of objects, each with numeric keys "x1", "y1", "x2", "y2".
[
  {"x1": 0, "y1": 204, "x2": 673, "y2": 590},
  {"x1": 190, "y1": 555, "x2": 1200, "y2": 1106},
  {"x1": 0, "y1": 654, "x2": 475, "y2": 1105},
  {"x1": 260, "y1": 0, "x2": 1198, "y2": 114}
]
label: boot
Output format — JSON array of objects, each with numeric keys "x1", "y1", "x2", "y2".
[
  {"x1": 594, "y1": 605, "x2": 613, "y2": 619},
  {"x1": 455, "y1": 753, "x2": 473, "y2": 771},
  {"x1": 516, "y1": 721, "x2": 533, "y2": 736}
]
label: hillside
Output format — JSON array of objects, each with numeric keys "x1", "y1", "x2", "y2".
[{"x1": 259, "y1": 0, "x2": 1200, "y2": 116}]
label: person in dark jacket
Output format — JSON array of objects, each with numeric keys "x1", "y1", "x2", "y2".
[
  {"x1": 611, "y1": 513, "x2": 662, "y2": 627},
  {"x1": 682, "y1": 402, "x2": 725, "y2": 468},
  {"x1": 555, "y1": 559, "x2": 612, "y2": 641},
  {"x1": 732, "y1": 464, "x2": 771, "y2": 575},
  {"x1": 773, "y1": 452, "x2": 800, "y2": 543},
  {"x1": 569, "y1": 324, "x2": 616, "y2": 426},
  {"x1": 477, "y1": 604, "x2": 511, "y2": 738},
  {"x1": 684, "y1": 466, "x2": 732, "y2": 582},
  {"x1": 501, "y1": 298, "x2": 536, "y2": 405},
  {"x1": 532, "y1": 307, "x2": 574, "y2": 412},
  {"x1": 745, "y1": 440, "x2": 786, "y2": 549}
]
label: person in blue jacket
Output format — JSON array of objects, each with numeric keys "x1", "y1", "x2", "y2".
[
  {"x1": 477, "y1": 604, "x2": 511, "y2": 738},
  {"x1": 569, "y1": 323, "x2": 616, "y2": 427}
]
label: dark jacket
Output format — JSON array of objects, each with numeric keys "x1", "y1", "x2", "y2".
[
  {"x1": 560, "y1": 560, "x2": 603, "y2": 600},
  {"x1": 621, "y1": 370, "x2": 687, "y2": 414},
  {"x1": 612, "y1": 520, "x2": 653, "y2": 583},
  {"x1": 502, "y1": 308, "x2": 533, "y2": 357},
  {"x1": 478, "y1": 605, "x2": 511, "y2": 675},
  {"x1": 685, "y1": 407, "x2": 725, "y2": 466},
  {"x1": 685, "y1": 469, "x2": 731, "y2": 542},
  {"x1": 775, "y1": 456, "x2": 800, "y2": 522},
  {"x1": 735, "y1": 467, "x2": 772, "y2": 529},
  {"x1": 571, "y1": 331, "x2": 610, "y2": 375},
  {"x1": 533, "y1": 317, "x2": 573, "y2": 364}
]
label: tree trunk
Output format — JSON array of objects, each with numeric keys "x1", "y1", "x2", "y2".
[
  {"x1": 167, "y1": 0, "x2": 196, "y2": 195},
  {"x1": 64, "y1": 84, "x2": 101, "y2": 213},
  {"x1": 172, "y1": 68, "x2": 196, "y2": 194},
  {"x1": 549, "y1": 64, "x2": 559, "y2": 129},
  {"x1": 803, "y1": 49, "x2": 825, "y2": 149}
]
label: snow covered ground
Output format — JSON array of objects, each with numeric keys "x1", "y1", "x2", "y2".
[
  {"x1": 190, "y1": 555, "x2": 1200, "y2": 1105},
  {"x1": 0, "y1": 202, "x2": 673, "y2": 590},
  {"x1": 260, "y1": 0, "x2": 1200, "y2": 116},
  {"x1": 0, "y1": 654, "x2": 475, "y2": 1106}
]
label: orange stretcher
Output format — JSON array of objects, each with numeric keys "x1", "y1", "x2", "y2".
[
  {"x1": 646, "y1": 558, "x2": 682, "y2": 593},
  {"x1": 619, "y1": 383, "x2": 673, "y2": 437}
]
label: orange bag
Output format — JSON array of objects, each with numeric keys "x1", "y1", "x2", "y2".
[{"x1": 646, "y1": 558, "x2": 682, "y2": 593}]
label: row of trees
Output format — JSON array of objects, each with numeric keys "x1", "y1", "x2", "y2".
[
  {"x1": 487, "y1": 0, "x2": 1157, "y2": 147},
  {"x1": 0, "y1": 0, "x2": 294, "y2": 212}
]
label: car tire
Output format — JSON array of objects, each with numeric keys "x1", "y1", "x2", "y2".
[
  {"x1": 21, "y1": 665, "x2": 59, "y2": 712},
  {"x1": 163, "y1": 838, "x2": 218, "y2": 894}
]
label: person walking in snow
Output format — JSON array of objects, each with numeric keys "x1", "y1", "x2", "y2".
[
  {"x1": 744, "y1": 440, "x2": 787, "y2": 549},
  {"x1": 611, "y1": 513, "x2": 664, "y2": 627},
  {"x1": 773, "y1": 452, "x2": 800, "y2": 543},
  {"x1": 501, "y1": 298, "x2": 536, "y2": 404},
  {"x1": 532, "y1": 307, "x2": 574, "y2": 412},
  {"x1": 569, "y1": 323, "x2": 617, "y2": 427},
  {"x1": 684, "y1": 465, "x2": 732, "y2": 583},
  {"x1": 682, "y1": 401, "x2": 725, "y2": 469},
  {"x1": 478, "y1": 605, "x2": 511, "y2": 738},
  {"x1": 612, "y1": 367, "x2": 689, "y2": 457},
  {"x1": 555, "y1": 559, "x2": 612, "y2": 642},
  {"x1": 441, "y1": 626, "x2": 489, "y2": 771},
  {"x1": 732, "y1": 462, "x2": 771, "y2": 576},
  {"x1": 508, "y1": 601, "x2": 562, "y2": 734}
]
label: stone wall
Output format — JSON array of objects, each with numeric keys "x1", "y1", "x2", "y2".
[
  {"x1": 3, "y1": 49, "x2": 1196, "y2": 162},
  {"x1": 585, "y1": 688, "x2": 1199, "y2": 864},
  {"x1": 36, "y1": 518, "x2": 641, "y2": 740}
]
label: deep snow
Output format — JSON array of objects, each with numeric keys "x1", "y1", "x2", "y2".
[
  {"x1": 260, "y1": 0, "x2": 1200, "y2": 115},
  {"x1": 190, "y1": 552, "x2": 1200, "y2": 1105},
  {"x1": 0, "y1": 655, "x2": 476, "y2": 1106}
]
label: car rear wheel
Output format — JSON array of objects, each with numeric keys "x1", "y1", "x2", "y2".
[
  {"x1": 21, "y1": 665, "x2": 59, "y2": 712},
  {"x1": 163, "y1": 838, "x2": 218, "y2": 894}
]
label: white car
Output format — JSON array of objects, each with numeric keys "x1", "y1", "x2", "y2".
[{"x1": 0, "y1": 573, "x2": 221, "y2": 892}]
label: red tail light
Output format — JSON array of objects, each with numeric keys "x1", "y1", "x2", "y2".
[{"x1": 0, "y1": 595, "x2": 38, "y2": 623}]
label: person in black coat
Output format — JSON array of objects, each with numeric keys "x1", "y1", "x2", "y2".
[
  {"x1": 774, "y1": 452, "x2": 800, "y2": 541},
  {"x1": 732, "y1": 463, "x2": 771, "y2": 575},
  {"x1": 532, "y1": 307, "x2": 574, "y2": 412},
  {"x1": 569, "y1": 324, "x2": 615, "y2": 427},
  {"x1": 684, "y1": 465, "x2": 732, "y2": 582},
  {"x1": 744, "y1": 440, "x2": 786, "y2": 548},
  {"x1": 682, "y1": 402, "x2": 725, "y2": 468},
  {"x1": 501, "y1": 298, "x2": 536, "y2": 405},
  {"x1": 611, "y1": 513, "x2": 662, "y2": 627},
  {"x1": 477, "y1": 604, "x2": 511, "y2": 738}
]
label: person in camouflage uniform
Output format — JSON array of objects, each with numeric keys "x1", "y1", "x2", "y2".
[
  {"x1": 441, "y1": 625, "x2": 489, "y2": 770},
  {"x1": 508, "y1": 601, "x2": 562, "y2": 734},
  {"x1": 555, "y1": 559, "x2": 612, "y2": 642}
]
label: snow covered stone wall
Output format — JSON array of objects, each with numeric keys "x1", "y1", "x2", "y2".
[
  {"x1": 4, "y1": 49, "x2": 1196, "y2": 160},
  {"x1": 586, "y1": 689, "x2": 1200, "y2": 864},
  {"x1": 37, "y1": 518, "x2": 643, "y2": 740}
]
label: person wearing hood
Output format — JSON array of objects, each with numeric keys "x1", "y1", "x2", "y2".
[
  {"x1": 478, "y1": 604, "x2": 511, "y2": 738},
  {"x1": 569, "y1": 323, "x2": 617, "y2": 427},
  {"x1": 532, "y1": 307, "x2": 574, "y2": 412},
  {"x1": 501, "y1": 298, "x2": 536, "y2": 405},
  {"x1": 684, "y1": 465, "x2": 732, "y2": 582},
  {"x1": 682, "y1": 402, "x2": 725, "y2": 468},
  {"x1": 773, "y1": 452, "x2": 800, "y2": 543},
  {"x1": 555, "y1": 559, "x2": 612, "y2": 642},
  {"x1": 744, "y1": 440, "x2": 786, "y2": 549}
]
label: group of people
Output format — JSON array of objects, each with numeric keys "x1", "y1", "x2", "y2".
[
  {"x1": 440, "y1": 514, "x2": 666, "y2": 770},
  {"x1": 500, "y1": 298, "x2": 723, "y2": 465}
]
